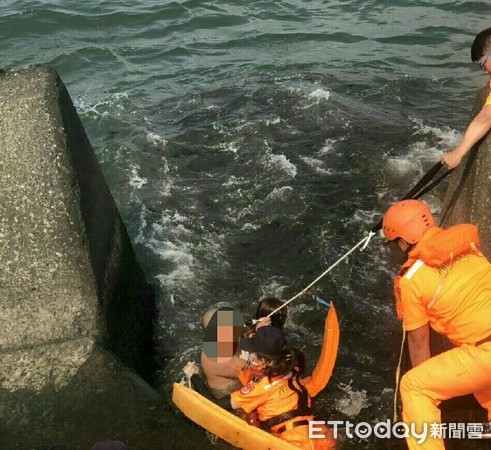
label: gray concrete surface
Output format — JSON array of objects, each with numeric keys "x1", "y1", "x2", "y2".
[
  {"x1": 440, "y1": 86, "x2": 491, "y2": 257},
  {"x1": 0, "y1": 65, "x2": 208, "y2": 449}
]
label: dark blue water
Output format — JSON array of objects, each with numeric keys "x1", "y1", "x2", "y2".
[{"x1": 2, "y1": 1, "x2": 490, "y2": 448}]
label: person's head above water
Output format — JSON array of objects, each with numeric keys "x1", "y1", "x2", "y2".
[
  {"x1": 255, "y1": 297, "x2": 288, "y2": 329},
  {"x1": 471, "y1": 27, "x2": 491, "y2": 67},
  {"x1": 201, "y1": 307, "x2": 218, "y2": 330},
  {"x1": 202, "y1": 307, "x2": 244, "y2": 363},
  {"x1": 240, "y1": 325, "x2": 287, "y2": 356}
]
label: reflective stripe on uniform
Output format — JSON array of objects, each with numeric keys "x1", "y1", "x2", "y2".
[{"x1": 404, "y1": 259, "x2": 425, "y2": 280}]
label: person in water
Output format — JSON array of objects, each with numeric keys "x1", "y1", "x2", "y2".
[
  {"x1": 441, "y1": 27, "x2": 491, "y2": 169},
  {"x1": 242, "y1": 297, "x2": 288, "y2": 339},
  {"x1": 383, "y1": 199, "x2": 491, "y2": 449},
  {"x1": 200, "y1": 307, "x2": 249, "y2": 398},
  {"x1": 185, "y1": 309, "x2": 338, "y2": 450},
  {"x1": 255, "y1": 297, "x2": 289, "y2": 329}
]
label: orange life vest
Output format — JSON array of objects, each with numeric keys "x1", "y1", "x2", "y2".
[{"x1": 394, "y1": 225, "x2": 491, "y2": 344}]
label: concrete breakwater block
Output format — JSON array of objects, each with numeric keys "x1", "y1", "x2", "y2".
[
  {"x1": 441, "y1": 86, "x2": 491, "y2": 258},
  {"x1": 0, "y1": 66, "x2": 205, "y2": 449}
]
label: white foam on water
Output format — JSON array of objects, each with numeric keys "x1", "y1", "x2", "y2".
[
  {"x1": 385, "y1": 155, "x2": 415, "y2": 176},
  {"x1": 266, "y1": 185, "x2": 294, "y2": 200},
  {"x1": 384, "y1": 122, "x2": 452, "y2": 218},
  {"x1": 236, "y1": 202, "x2": 256, "y2": 222},
  {"x1": 318, "y1": 138, "x2": 341, "y2": 156},
  {"x1": 241, "y1": 222, "x2": 259, "y2": 232},
  {"x1": 347, "y1": 209, "x2": 382, "y2": 228},
  {"x1": 287, "y1": 86, "x2": 303, "y2": 95},
  {"x1": 336, "y1": 379, "x2": 372, "y2": 417},
  {"x1": 149, "y1": 239, "x2": 194, "y2": 271},
  {"x1": 218, "y1": 141, "x2": 239, "y2": 153},
  {"x1": 222, "y1": 175, "x2": 243, "y2": 187},
  {"x1": 206, "y1": 104, "x2": 221, "y2": 113},
  {"x1": 411, "y1": 117, "x2": 461, "y2": 147},
  {"x1": 142, "y1": 204, "x2": 230, "y2": 303},
  {"x1": 386, "y1": 118, "x2": 462, "y2": 173},
  {"x1": 279, "y1": 78, "x2": 332, "y2": 111},
  {"x1": 265, "y1": 117, "x2": 281, "y2": 126},
  {"x1": 299, "y1": 155, "x2": 334, "y2": 175},
  {"x1": 267, "y1": 151, "x2": 297, "y2": 178},
  {"x1": 158, "y1": 173, "x2": 173, "y2": 199},
  {"x1": 74, "y1": 91, "x2": 129, "y2": 119},
  {"x1": 258, "y1": 279, "x2": 291, "y2": 299},
  {"x1": 273, "y1": 74, "x2": 306, "y2": 83},
  {"x1": 236, "y1": 186, "x2": 296, "y2": 224},
  {"x1": 308, "y1": 88, "x2": 331, "y2": 103},
  {"x1": 134, "y1": 205, "x2": 148, "y2": 246},
  {"x1": 153, "y1": 247, "x2": 195, "y2": 287},
  {"x1": 143, "y1": 214, "x2": 197, "y2": 289},
  {"x1": 171, "y1": 211, "x2": 189, "y2": 224},
  {"x1": 146, "y1": 131, "x2": 168, "y2": 147},
  {"x1": 408, "y1": 141, "x2": 443, "y2": 162},
  {"x1": 128, "y1": 164, "x2": 147, "y2": 189}
]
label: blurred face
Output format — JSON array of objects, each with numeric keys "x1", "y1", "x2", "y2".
[{"x1": 203, "y1": 309, "x2": 244, "y2": 363}]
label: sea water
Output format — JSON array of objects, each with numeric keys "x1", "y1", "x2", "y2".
[{"x1": 1, "y1": 1, "x2": 489, "y2": 448}]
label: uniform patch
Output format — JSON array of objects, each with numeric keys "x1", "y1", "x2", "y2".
[
  {"x1": 278, "y1": 384, "x2": 288, "y2": 397},
  {"x1": 241, "y1": 383, "x2": 255, "y2": 394}
]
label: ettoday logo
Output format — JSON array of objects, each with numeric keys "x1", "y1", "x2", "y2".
[
  {"x1": 309, "y1": 420, "x2": 490, "y2": 443},
  {"x1": 309, "y1": 420, "x2": 429, "y2": 444}
]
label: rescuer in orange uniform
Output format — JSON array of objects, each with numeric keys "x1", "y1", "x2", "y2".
[
  {"x1": 185, "y1": 304, "x2": 340, "y2": 450},
  {"x1": 229, "y1": 325, "x2": 336, "y2": 450},
  {"x1": 383, "y1": 199, "x2": 491, "y2": 449}
]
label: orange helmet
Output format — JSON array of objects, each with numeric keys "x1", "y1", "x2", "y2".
[{"x1": 382, "y1": 200, "x2": 435, "y2": 244}]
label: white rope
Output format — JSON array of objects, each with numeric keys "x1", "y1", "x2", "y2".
[
  {"x1": 361, "y1": 230, "x2": 376, "y2": 250},
  {"x1": 393, "y1": 324, "x2": 406, "y2": 422},
  {"x1": 259, "y1": 232, "x2": 375, "y2": 320}
]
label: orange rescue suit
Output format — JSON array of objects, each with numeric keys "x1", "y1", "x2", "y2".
[
  {"x1": 232, "y1": 305, "x2": 340, "y2": 449},
  {"x1": 393, "y1": 225, "x2": 491, "y2": 450},
  {"x1": 232, "y1": 375, "x2": 333, "y2": 450}
]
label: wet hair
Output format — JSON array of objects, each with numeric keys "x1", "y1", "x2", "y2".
[
  {"x1": 259, "y1": 346, "x2": 310, "y2": 413},
  {"x1": 471, "y1": 28, "x2": 491, "y2": 62},
  {"x1": 201, "y1": 308, "x2": 217, "y2": 330},
  {"x1": 255, "y1": 297, "x2": 288, "y2": 329},
  {"x1": 258, "y1": 346, "x2": 306, "y2": 380}
]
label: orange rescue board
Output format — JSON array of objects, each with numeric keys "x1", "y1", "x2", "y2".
[
  {"x1": 173, "y1": 303, "x2": 340, "y2": 449},
  {"x1": 304, "y1": 302, "x2": 340, "y2": 397},
  {"x1": 172, "y1": 382, "x2": 299, "y2": 450}
]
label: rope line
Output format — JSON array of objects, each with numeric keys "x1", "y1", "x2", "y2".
[
  {"x1": 254, "y1": 160, "x2": 453, "y2": 321},
  {"x1": 264, "y1": 234, "x2": 372, "y2": 320},
  {"x1": 393, "y1": 324, "x2": 406, "y2": 422},
  {"x1": 371, "y1": 161, "x2": 453, "y2": 233}
]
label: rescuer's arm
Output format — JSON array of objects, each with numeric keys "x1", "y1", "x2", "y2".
[
  {"x1": 442, "y1": 105, "x2": 491, "y2": 169},
  {"x1": 407, "y1": 323, "x2": 431, "y2": 367}
]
